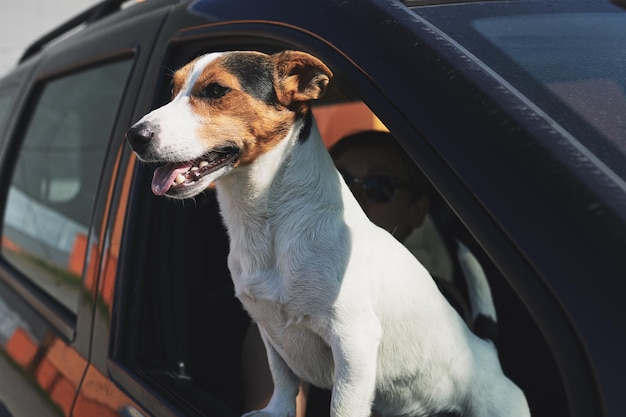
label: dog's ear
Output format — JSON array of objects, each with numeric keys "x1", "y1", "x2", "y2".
[{"x1": 272, "y1": 51, "x2": 333, "y2": 107}]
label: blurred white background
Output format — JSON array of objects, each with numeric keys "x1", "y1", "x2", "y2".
[{"x1": 0, "y1": 0, "x2": 95, "y2": 76}]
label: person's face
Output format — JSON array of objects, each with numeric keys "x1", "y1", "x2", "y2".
[{"x1": 334, "y1": 145, "x2": 428, "y2": 242}]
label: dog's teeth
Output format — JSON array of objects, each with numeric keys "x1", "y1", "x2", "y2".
[
  {"x1": 175, "y1": 173, "x2": 186, "y2": 184},
  {"x1": 199, "y1": 160, "x2": 209, "y2": 168},
  {"x1": 190, "y1": 166, "x2": 199, "y2": 171}
]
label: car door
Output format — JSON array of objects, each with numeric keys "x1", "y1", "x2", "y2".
[
  {"x1": 0, "y1": 3, "x2": 171, "y2": 417},
  {"x1": 102, "y1": 1, "x2": 595, "y2": 417}
]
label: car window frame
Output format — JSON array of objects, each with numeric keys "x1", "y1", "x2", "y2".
[{"x1": 0, "y1": 84, "x2": 18, "y2": 134}]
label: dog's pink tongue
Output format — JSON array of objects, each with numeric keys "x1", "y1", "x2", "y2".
[{"x1": 152, "y1": 162, "x2": 192, "y2": 196}]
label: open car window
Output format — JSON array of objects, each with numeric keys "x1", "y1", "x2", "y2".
[{"x1": 113, "y1": 39, "x2": 568, "y2": 417}]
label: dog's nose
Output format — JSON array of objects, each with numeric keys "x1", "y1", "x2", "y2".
[{"x1": 126, "y1": 122, "x2": 155, "y2": 153}]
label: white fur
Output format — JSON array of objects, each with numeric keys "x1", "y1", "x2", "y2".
[
  {"x1": 224, "y1": 120, "x2": 529, "y2": 417},
  {"x1": 457, "y1": 241, "x2": 498, "y2": 323},
  {"x1": 130, "y1": 52, "x2": 531, "y2": 417}
]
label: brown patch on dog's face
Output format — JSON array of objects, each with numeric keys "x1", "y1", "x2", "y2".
[
  {"x1": 176, "y1": 50, "x2": 332, "y2": 168},
  {"x1": 171, "y1": 57, "x2": 198, "y2": 98},
  {"x1": 182, "y1": 53, "x2": 297, "y2": 167}
]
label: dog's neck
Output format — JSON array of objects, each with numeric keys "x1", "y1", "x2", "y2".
[
  {"x1": 217, "y1": 116, "x2": 301, "y2": 203},
  {"x1": 214, "y1": 114, "x2": 345, "y2": 270}
]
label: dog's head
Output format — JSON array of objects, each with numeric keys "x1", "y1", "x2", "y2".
[{"x1": 126, "y1": 50, "x2": 332, "y2": 199}]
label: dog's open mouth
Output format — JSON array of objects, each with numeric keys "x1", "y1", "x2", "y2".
[{"x1": 151, "y1": 147, "x2": 240, "y2": 196}]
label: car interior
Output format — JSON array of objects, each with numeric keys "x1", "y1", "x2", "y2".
[{"x1": 115, "y1": 42, "x2": 570, "y2": 417}]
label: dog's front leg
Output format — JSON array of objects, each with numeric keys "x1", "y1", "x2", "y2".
[
  {"x1": 243, "y1": 328, "x2": 300, "y2": 417},
  {"x1": 330, "y1": 316, "x2": 382, "y2": 417}
]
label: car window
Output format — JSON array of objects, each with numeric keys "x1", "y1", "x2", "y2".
[
  {"x1": 473, "y1": 13, "x2": 626, "y2": 178},
  {"x1": 1, "y1": 59, "x2": 133, "y2": 315},
  {"x1": 115, "y1": 41, "x2": 567, "y2": 417},
  {"x1": 414, "y1": 2, "x2": 626, "y2": 184}
]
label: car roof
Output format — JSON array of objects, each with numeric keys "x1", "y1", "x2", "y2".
[
  {"x1": 17, "y1": 0, "x2": 178, "y2": 65},
  {"x1": 17, "y1": 0, "x2": 517, "y2": 69}
]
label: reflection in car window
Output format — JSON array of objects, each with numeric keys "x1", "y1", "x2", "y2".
[
  {"x1": 1, "y1": 59, "x2": 133, "y2": 314},
  {"x1": 415, "y1": 4, "x2": 626, "y2": 183},
  {"x1": 472, "y1": 13, "x2": 626, "y2": 177}
]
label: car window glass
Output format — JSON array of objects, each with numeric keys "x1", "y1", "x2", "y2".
[
  {"x1": 472, "y1": 13, "x2": 626, "y2": 175},
  {"x1": 414, "y1": 4, "x2": 626, "y2": 183},
  {"x1": 1, "y1": 59, "x2": 133, "y2": 315}
]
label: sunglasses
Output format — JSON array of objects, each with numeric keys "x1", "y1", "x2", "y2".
[{"x1": 338, "y1": 169, "x2": 408, "y2": 203}]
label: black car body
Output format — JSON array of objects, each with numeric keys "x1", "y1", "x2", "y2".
[{"x1": 0, "y1": 0, "x2": 624, "y2": 416}]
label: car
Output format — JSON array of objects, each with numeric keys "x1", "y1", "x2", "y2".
[{"x1": 0, "y1": 0, "x2": 624, "y2": 416}]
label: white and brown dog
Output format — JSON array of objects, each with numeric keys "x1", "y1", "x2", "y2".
[{"x1": 127, "y1": 51, "x2": 530, "y2": 417}]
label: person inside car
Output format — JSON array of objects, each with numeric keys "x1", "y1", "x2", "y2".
[{"x1": 331, "y1": 130, "x2": 430, "y2": 243}]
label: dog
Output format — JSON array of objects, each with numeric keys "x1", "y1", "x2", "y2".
[{"x1": 126, "y1": 50, "x2": 531, "y2": 417}]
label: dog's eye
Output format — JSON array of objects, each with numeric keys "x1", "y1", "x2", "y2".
[{"x1": 198, "y1": 83, "x2": 231, "y2": 99}]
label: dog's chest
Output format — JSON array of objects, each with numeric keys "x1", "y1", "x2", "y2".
[
  {"x1": 230, "y1": 264, "x2": 314, "y2": 329},
  {"x1": 231, "y1": 263, "x2": 336, "y2": 387},
  {"x1": 244, "y1": 295, "x2": 335, "y2": 388}
]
